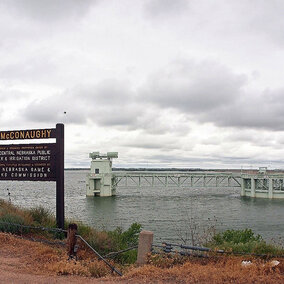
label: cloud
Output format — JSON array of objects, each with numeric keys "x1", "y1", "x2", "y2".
[
  {"x1": 23, "y1": 94, "x2": 87, "y2": 124},
  {"x1": 21, "y1": 58, "x2": 284, "y2": 133},
  {"x1": 20, "y1": 77, "x2": 192, "y2": 137},
  {"x1": 122, "y1": 134, "x2": 179, "y2": 150},
  {"x1": 84, "y1": 79, "x2": 134, "y2": 105},
  {"x1": 93, "y1": 105, "x2": 141, "y2": 127},
  {"x1": 0, "y1": 0, "x2": 284, "y2": 169},
  {"x1": 77, "y1": 80, "x2": 143, "y2": 127},
  {"x1": 140, "y1": 59, "x2": 284, "y2": 131},
  {"x1": 0, "y1": 89, "x2": 28, "y2": 102},
  {"x1": 230, "y1": 0, "x2": 284, "y2": 46},
  {"x1": 141, "y1": 59, "x2": 247, "y2": 113},
  {"x1": 0, "y1": 54, "x2": 56, "y2": 83},
  {"x1": 0, "y1": 0, "x2": 94, "y2": 23},
  {"x1": 21, "y1": 79, "x2": 141, "y2": 127},
  {"x1": 202, "y1": 88, "x2": 284, "y2": 130},
  {"x1": 143, "y1": 0, "x2": 189, "y2": 17}
]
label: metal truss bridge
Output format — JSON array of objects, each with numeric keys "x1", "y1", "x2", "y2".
[
  {"x1": 113, "y1": 171, "x2": 242, "y2": 188},
  {"x1": 86, "y1": 152, "x2": 284, "y2": 198}
]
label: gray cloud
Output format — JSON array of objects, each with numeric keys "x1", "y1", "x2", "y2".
[
  {"x1": 122, "y1": 135, "x2": 179, "y2": 151},
  {"x1": 1, "y1": 0, "x2": 284, "y2": 169},
  {"x1": 0, "y1": 0, "x2": 94, "y2": 22},
  {"x1": 20, "y1": 57, "x2": 284, "y2": 133},
  {"x1": 76, "y1": 80, "x2": 143, "y2": 127},
  {"x1": 142, "y1": 153, "x2": 276, "y2": 168},
  {"x1": 23, "y1": 95, "x2": 87, "y2": 124},
  {"x1": 230, "y1": 1, "x2": 284, "y2": 46},
  {"x1": 202, "y1": 88, "x2": 284, "y2": 130},
  {"x1": 141, "y1": 60, "x2": 247, "y2": 113},
  {"x1": 93, "y1": 105, "x2": 141, "y2": 127},
  {"x1": 0, "y1": 54, "x2": 56, "y2": 83},
  {"x1": 143, "y1": 153, "x2": 217, "y2": 166},
  {"x1": 22, "y1": 80, "x2": 142, "y2": 127},
  {"x1": 21, "y1": 57, "x2": 284, "y2": 134},
  {"x1": 0, "y1": 89, "x2": 28, "y2": 101},
  {"x1": 140, "y1": 60, "x2": 284, "y2": 131},
  {"x1": 144, "y1": 0, "x2": 189, "y2": 17},
  {"x1": 82, "y1": 79, "x2": 135, "y2": 105},
  {"x1": 226, "y1": 130, "x2": 277, "y2": 147},
  {"x1": 124, "y1": 142, "x2": 171, "y2": 150},
  {"x1": 21, "y1": 79, "x2": 191, "y2": 137}
]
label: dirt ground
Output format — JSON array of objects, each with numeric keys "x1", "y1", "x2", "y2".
[
  {"x1": 0, "y1": 253, "x2": 114, "y2": 283},
  {"x1": 0, "y1": 232, "x2": 125, "y2": 284},
  {"x1": 1, "y1": 232, "x2": 284, "y2": 284}
]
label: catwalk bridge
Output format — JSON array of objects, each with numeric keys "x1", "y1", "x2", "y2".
[
  {"x1": 86, "y1": 152, "x2": 284, "y2": 199},
  {"x1": 112, "y1": 171, "x2": 241, "y2": 189}
]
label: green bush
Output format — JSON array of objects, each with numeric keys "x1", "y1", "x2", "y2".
[
  {"x1": 108, "y1": 223, "x2": 141, "y2": 248},
  {"x1": 85, "y1": 223, "x2": 142, "y2": 264},
  {"x1": 207, "y1": 229, "x2": 284, "y2": 255},
  {"x1": 0, "y1": 213, "x2": 29, "y2": 234},
  {"x1": 75, "y1": 222, "x2": 93, "y2": 237},
  {"x1": 212, "y1": 229, "x2": 262, "y2": 245}
]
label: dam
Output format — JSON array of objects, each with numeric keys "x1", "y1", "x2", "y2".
[{"x1": 86, "y1": 152, "x2": 284, "y2": 199}]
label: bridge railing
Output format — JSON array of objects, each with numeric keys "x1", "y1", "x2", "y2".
[{"x1": 113, "y1": 172, "x2": 241, "y2": 188}]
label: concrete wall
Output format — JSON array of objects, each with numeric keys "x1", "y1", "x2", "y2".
[
  {"x1": 86, "y1": 159, "x2": 115, "y2": 197},
  {"x1": 242, "y1": 177, "x2": 284, "y2": 199}
]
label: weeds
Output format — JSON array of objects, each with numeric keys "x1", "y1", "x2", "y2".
[
  {"x1": 148, "y1": 253, "x2": 188, "y2": 268},
  {"x1": 29, "y1": 207, "x2": 56, "y2": 228},
  {"x1": 0, "y1": 199, "x2": 141, "y2": 264},
  {"x1": 175, "y1": 208, "x2": 218, "y2": 246}
]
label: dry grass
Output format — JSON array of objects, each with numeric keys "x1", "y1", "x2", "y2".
[
  {"x1": 1, "y1": 232, "x2": 284, "y2": 283},
  {"x1": 0, "y1": 232, "x2": 115, "y2": 278},
  {"x1": 0, "y1": 200, "x2": 33, "y2": 223},
  {"x1": 123, "y1": 256, "x2": 284, "y2": 283}
]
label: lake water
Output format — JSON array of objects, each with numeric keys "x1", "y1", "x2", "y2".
[{"x1": 1, "y1": 170, "x2": 284, "y2": 244}]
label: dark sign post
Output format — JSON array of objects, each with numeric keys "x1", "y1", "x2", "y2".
[
  {"x1": 0, "y1": 123, "x2": 65, "y2": 229},
  {"x1": 55, "y1": 124, "x2": 64, "y2": 229}
]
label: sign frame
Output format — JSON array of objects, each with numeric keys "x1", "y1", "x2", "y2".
[{"x1": 0, "y1": 123, "x2": 65, "y2": 229}]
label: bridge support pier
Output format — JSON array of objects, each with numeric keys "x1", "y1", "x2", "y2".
[
  {"x1": 269, "y1": 178, "x2": 273, "y2": 199},
  {"x1": 241, "y1": 178, "x2": 245, "y2": 196},
  {"x1": 250, "y1": 178, "x2": 256, "y2": 198},
  {"x1": 241, "y1": 174, "x2": 284, "y2": 199}
]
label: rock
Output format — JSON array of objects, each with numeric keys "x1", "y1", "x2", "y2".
[
  {"x1": 241, "y1": 260, "x2": 252, "y2": 267},
  {"x1": 270, "y1": 260, "x2": 280, "y2": 267}
]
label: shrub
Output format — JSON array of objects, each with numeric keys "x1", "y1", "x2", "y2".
[
  {"x1": 106, "y1": 223, "x2": 141, "y2": 263},
  {"x1": 108, "y1": 223, "x2": 141, "y2": 249},
  {"x1": 207, "y1": 229, "x2": 284, "y2": 255},
  {"x1": 29, "y1": 207, "x2": 56, "y2": 228},
  {"x1": 212, "y1": 229, "x2": 262, "y2": 245},
  {"x1": 75, "y1": 222, "x2": 93, "y2": 237},
  {"x1": 84, "y1": 223, "x2": 142, "y2": 264},
  {"x1": 0, "y1": 213, "x2": 30, "y2": 234}
]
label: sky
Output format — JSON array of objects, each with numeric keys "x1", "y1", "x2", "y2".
[{"x1": 0, "y1": 0, "x2": 284, "y2": 169}]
